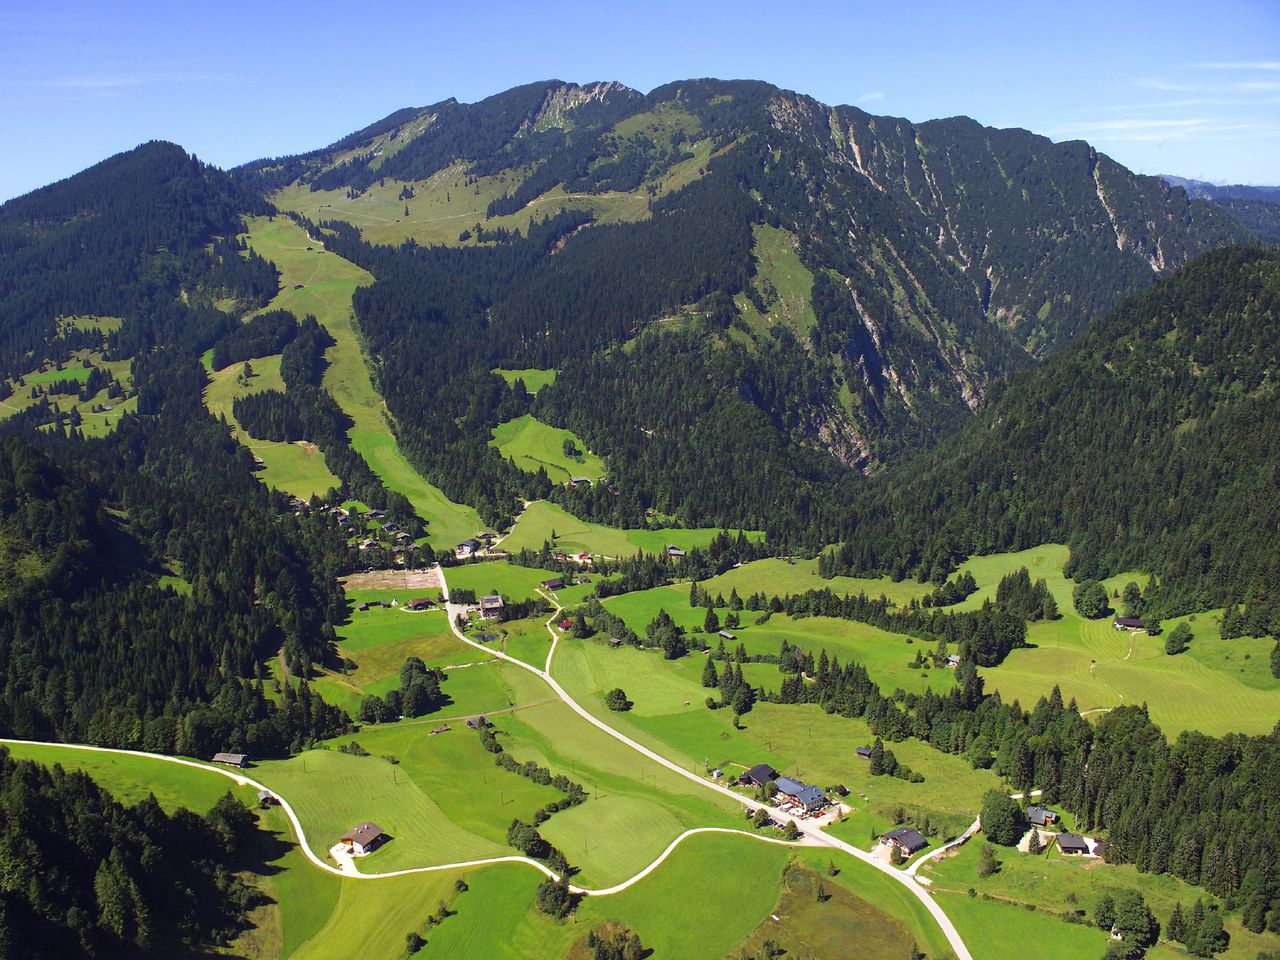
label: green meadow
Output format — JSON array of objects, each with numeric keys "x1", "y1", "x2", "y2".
[
  {"x1": 925, "y1": 831, "x2": 1278, "y2": 960},
  {"x1": 735, "y1": 223, "x2": 818, "y2": 338},
  {"x1": 951, "y1": 546, "x2": 1280, "y2": 736},
  {"x1": 0, "y1": 742, "x2": 256, "y2": 813},
  {"x1": 551, "y1": 636, "x2": 999, "y2": 848},
  {"x1": 446, "y1": 560, "x2": 557, "y2": 603},
  {"x1": 203, "y1": 350, "x2": 341, "y2": 499},
  {"x1": 240, "y1": 216, "x2": 482, "y2": 546},
  {"x1": 2, "y1": 349, "x2": 137, "y2": 438},
  {"x1": 493, "y1": 367, "x2": 557, "y2": 393},
  {"x1": 500, "y1": 499, "x2": 762, "y2": 558},
  {"x1": 490, "y1": 413, "x2": 607, "y2": 483}
]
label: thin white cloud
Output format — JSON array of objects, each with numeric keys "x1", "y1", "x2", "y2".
[
  {"x1": 1236, "y1": 80, "x2": 1280, "y2": 91},
  {"x1": 1136, "y1": 78, "x2": 1197, "y2": 91},
  {"x1": 36, "y1": 77, "x2": 143, "y2": 90},
  {"x1": 1195, "y1": 61, "x2": 1280, "y2": 71},
  {"x1": 1107, "y1": 97, "x2": 1249, "y2": 111},
  {"x1": 857, "y1": 91, "x2": 885, "y2": 103},
  {"x1": 1047, "y1": 117, "x2": 1280, "y2": 143}
]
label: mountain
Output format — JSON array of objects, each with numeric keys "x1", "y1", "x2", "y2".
[
  {"x1": 230, "y1": 79, "x2": 1256, "y2": 537},
  {"x1": 1160, "y1": 175, "x2": 1280, "y2": 244},
  {"x1": 823, "y1": 244, "x2": 1280, "y2": 616},
  {"x1": 1160, "y1": 175, "x2": 1280, "y2": 202}
]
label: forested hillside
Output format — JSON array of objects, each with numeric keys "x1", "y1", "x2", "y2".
[
  {"x1": 0, "y1": 747, "x2": 261, "y2": 957},
  {"x1": 248, "y1": 78, "x2": 1258, "y2": 479},
  {"x1": 825, "y1": 245, "x2": 1280, "y2": 615}
]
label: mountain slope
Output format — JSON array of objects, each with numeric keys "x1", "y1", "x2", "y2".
[
  {"x1": 825, "y1": 245, "x2": 1280, "y2": 613},
  {"x1": 247, "y1": 79, "x2": 1253, "y2": 477}
]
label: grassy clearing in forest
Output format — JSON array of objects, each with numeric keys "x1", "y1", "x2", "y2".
[
  {"x1": 493, "y1": 367, "x2": 557, "y2": 393},
  {"x1": 490, "y1": 414, "x2": 606, "y2": 483}
]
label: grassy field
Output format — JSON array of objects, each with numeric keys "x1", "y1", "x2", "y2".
[
  {"x1": 2, "y1": 349, "x2": 137, "y2": 438},
  {"x1": 705, "y1": 556, "x2": 933, "y2": 606},
  {"x1": 951, "y1": 545, "x2": 1280, "y2": 736},
  {"x1": 240, "y1": 216, "x2": 483, "y2": 547},
  {"x1": 736, "y1": 223, "x2": 818, "y2": 339},
  {"x1": 447, "y1": 560, "x2": 559, "y2": 603},
  {"x1": 203, "y1": 350, "x2": 340, "y2": 499},
  {"x1": 253, "y1": 748, "x2": 508, "y2": 872},
  {"x1": 493, "y1": 367, "x2": 557, "y2": 394},
  {"x1": 552, "y1": 636, "x2": 999, "y2": 849},
  {"x1": 925, "y1": 831, "x2": 1280, "y2": 960},
  {"x1": 500, "y1": 500, "x2": 762, "y2": 558},
  {"x1": 490, "y1": 414, "x2": 607, "y2": 483},
  {"x1": 0, "y1": 742, "x2": 256, "y2": 812},
  {"x1": 734, "y1": 861, "x2": 918, "y2": 960}
]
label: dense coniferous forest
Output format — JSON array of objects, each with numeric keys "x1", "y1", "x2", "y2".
[
  {"x1": 0, "y1": 747, "x2": 264, "y2": 957},
  {"x1": 823, "y1": 247, "x2": 1280, "y2": 614},
  {"x1": 0, "y1": 142, "x2": 275, "y2": 379}
]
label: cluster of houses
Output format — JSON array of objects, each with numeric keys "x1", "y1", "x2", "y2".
[
  {"x1": 1025, "y1": 805, "x2": 1104, "y2": 857},
  {"x1": 551, "y1": 548, "x2": 594, "y2": 566},
  {"x1": 738, "y1": 763, "x2": 833, "y2": 818}
]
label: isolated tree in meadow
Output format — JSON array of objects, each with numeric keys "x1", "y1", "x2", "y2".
[
  {"x1": 1165, "y1": 622, "x2": 1192, "y2": 655},
  {"x1": 604, "y1": 688, "x2": 630, "y2": 712},
  {"x1": 980, "y1": 791, "x2": 1024, "y2": 845},
  {"x1": 731, "y1": 682, "x2": 755, "y2": 717},
  {"x1": 535, "y1": 877, "x2": 573, "y2": 919},
  {"x1": 977, "y1": 843, "x2": 1000, "y2": 877},
  {"x1": 729, "y1": 587, "x2": 743, "y2": 611},
  {"x1": 1073, "y1": 580, "x2": 1110, "y2": 619}
]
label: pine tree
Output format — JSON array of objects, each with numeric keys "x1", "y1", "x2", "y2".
[
  {"x1": 702, "y1": 657, "x2": 719, "y2": 687},
  {"x1": 1168, "y1": 903, "x2": 1185, "y2": 942}
]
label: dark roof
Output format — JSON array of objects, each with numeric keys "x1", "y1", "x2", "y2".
[
  {"x1": 856, "y1": 746, "x2": 873, "y2": 758},
  {"x1": 1026, "y1": 805, "x2": 1057, "y2": 826},
  {"x1": 1114, "y1": 617, "x2": 1145, "y2": 628},
  {"x1": 479, "y1": 594, "x2": 504, "y2": 608},
  {"x1": 742, "y1": 763, "x2": 778, "y2": 784},
  {"x1": 883, "y1": 827, "x2": 928, "y2": 853},
  {"x1": 774, "y1": 776, "x2": 805, "y2": 795},
  {"x1": 1057, "y1": 833, "x2": 1090, "y2": 853},
  {"x1": 211, "y1": 752, "x2": 248, "y2": 766},
  {"x1": 457, "y1": 538, "x2": 481, "y2": 549},
  {"x1": 342, "y1": 822, "x2": 385, "y2": 847},
  {"x1": 465, "y1": 716, "x2": 493, "y2": 729},
  {"x1": 541, "y1": 578, "x2": 564, "y2": 589},
  {"x1": 793, "y1": 785, "x2": 828, "y2": 808}
]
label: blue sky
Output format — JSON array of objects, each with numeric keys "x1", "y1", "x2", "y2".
[{"x1": 2, "y1": 0, "x2": 1277, "y2": 200}]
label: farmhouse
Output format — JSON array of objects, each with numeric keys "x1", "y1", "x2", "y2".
[
  {"x1": 718, "y1": 629, "x2": 737, "y2": 641},
  {"x1": 1057, "y1": 833, "x2": 1090, "y2": 855},
  {"x1": 553, "y1": 549, "x2": 570, "y2": 562},
  {"x1": 256, "y1": 789, "x2": 277, "y2": 806},
  {"x1": 211, "y1": 752, "x2": 249, "y2": 768},
  {"x1": 608, "y1": 637, "x2": 624, "y2": 647},
  {"x1": 739, "y1": 763, "x2": 779, "y2": 788},
  {"x1": 1026, "y1": 805, "x2": 1058, "y2": 827},
  {"x1": 1113, "y1": 617, "x2": 1146, "y2": 631},
  {"x1": 407, "y1": 597, "x2": 435, "y2": 611},
  {"x1": 946, "y1": 654, "x2": 961, "y2": 667},
  {"x1": 774, "y1": 776, "x2": 829, "y2": 813},
  {"x1": 479, "y1": 594, "x2": 504, "y2": 619},
  {"x1": 456, "y1": 538, "x2": 482, "y2": 558},
  {"x1": 856, "y1": 746, "x2": 873, "y2": 760},
  {"x1": 882, "y1": 826, "x2": 928, "y2": 856},
  {"x1": 541, "y1": 577, "x2": 565, "y2": 591},
  {"x1": 465, "y1": 716, "x2": 493, "y2": 730},
  {"x1": 478, "y1": 531, "x2": 498, "y2": 542},
  {"x1": 340, "y1": 822, "x2": 387, "y2": 856},
  {"x1": 576, "y1": 552, "x2": 593, "y2": 566},
  {"x1": 666, "y1": 544, "x2": 686, "y2": 558},
  {"x1": 569, "y1": 477, "x2": 592, "y2": 488}
]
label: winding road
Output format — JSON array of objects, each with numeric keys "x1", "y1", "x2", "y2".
[
  {"x1": 0, "y1": 562, "x2": 975, "y2": 957},
  {"x1": 440, "y1": 564, "x2": 974, "y2": 960}
]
